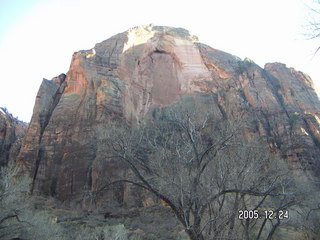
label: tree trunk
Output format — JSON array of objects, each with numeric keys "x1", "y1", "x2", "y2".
[{"x1": 186, "y1": 227, "x2": 205, "y2": 240}]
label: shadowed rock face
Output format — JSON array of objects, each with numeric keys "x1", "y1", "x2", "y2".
[
  {"x1": 17, "y1": 25, "x2": 320, "y2": 204},
  {"x1": 0, "y1": 108, "x2": 28, "y2": 165}
]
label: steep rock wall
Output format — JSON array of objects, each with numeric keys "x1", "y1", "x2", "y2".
[
  {"x1": 17, "y1": 25, "x2": 320, "y2": 205},
  {"x1": 0, "y1": 108, "x2": 28, "y2": 165}
]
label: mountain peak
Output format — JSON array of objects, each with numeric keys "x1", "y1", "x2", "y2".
[{"x1": 15, "y1": 26, "x2": 320, "y2": 209}]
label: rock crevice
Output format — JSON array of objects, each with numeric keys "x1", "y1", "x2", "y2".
[{"x1": 16, "y1": 25, "x2": 320, "y2": 205}]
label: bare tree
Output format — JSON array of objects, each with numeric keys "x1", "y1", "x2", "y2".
[
  {"x1": 306, "y1": 0, "x2": 320, "y2": 54},
  {"x1": 0, "y1": 163, "x2": 32, "y2": 239},
  {"x1": 98, "y1": 99, "x2": 296, "y2": 240},
  {"x1": 0, "y1": 163, "x2": 67, "y2": 239}
]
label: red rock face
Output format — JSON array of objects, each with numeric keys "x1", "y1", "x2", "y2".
[
  {"x1": 64, "y1": 53, "x2": 88, "y2": 94},
  {"x1": 0, "y1": 108, "x2": 28, "y2": 165},
  {"x1": 17, "y1": 25, "x2": 320, "y2": 204}
]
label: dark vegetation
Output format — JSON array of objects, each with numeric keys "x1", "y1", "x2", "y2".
[
  {"x1": 0, "y1": 163, "x2": 187, "y2": 240},
  {"x1": 1, "y1": 99, "x2": 320, "y2": 239},
  {"x1": 93, "y1": 99, "x2": 320, "y2": 240}
]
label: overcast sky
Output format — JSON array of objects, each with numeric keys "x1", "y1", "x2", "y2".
[{"x1": 0, "y1": 0, "x2": 319, "y2": 122}]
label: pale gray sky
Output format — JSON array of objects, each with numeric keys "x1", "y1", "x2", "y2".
[{"x1": 0, "y1": 0, "x2": 319, "y2": 122}]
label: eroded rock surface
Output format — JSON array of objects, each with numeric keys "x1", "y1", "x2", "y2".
[
  {"x1": 17, "y1": 25, "x2": 320, "y2": 205},
  {"x1": 0, "y1": 108, "x2": 28, "y2": 165}
]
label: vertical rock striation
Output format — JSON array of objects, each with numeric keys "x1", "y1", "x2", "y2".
[
  {"x1": 17, "y1": 25, "x2": 320, "y2": 205},
  {"x1": 0, "y1": 108, "x2": 28, "y2": 165}
]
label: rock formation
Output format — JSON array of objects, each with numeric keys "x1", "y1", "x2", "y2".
[
  {"x1": 17, "y1": 25, "x2": 320, "y2": 206},
  {"x1": 0, "y1": 108, "x2": 28, "y2": 165}
]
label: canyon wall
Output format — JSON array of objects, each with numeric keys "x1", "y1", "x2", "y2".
[
  {"x1": 0, "y1": 108, "x2": 27, "y2": 165},
  {"x1": 17, "y1": 25, "x2": 320, "y2": 206}
]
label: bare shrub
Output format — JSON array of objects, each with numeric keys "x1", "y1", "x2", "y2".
[{"x1": 99, "y1": 99, "x2": 298, "y2": 240}]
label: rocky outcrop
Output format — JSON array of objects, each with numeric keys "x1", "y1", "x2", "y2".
[
  {"x1": 17, "y1": 25, "x2": 320, "y2": 205},
  {"x1": 17, "y1": 74, "x2": 66, "y2": 190},
  {"x1": 0, "y1": 108, "x2": 28, "y2": 165}
]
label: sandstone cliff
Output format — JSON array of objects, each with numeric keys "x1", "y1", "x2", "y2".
[
  {"x1": 17, "y1": 25, "x2": 320, "y2": 206},
  {"x1": 0, "y1": 108, "x2": 28, "y2": 165}
]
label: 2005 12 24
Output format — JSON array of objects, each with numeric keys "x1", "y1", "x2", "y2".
[{"x1": 238, "y1": 210, "x2": 289, "y2": 220}]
